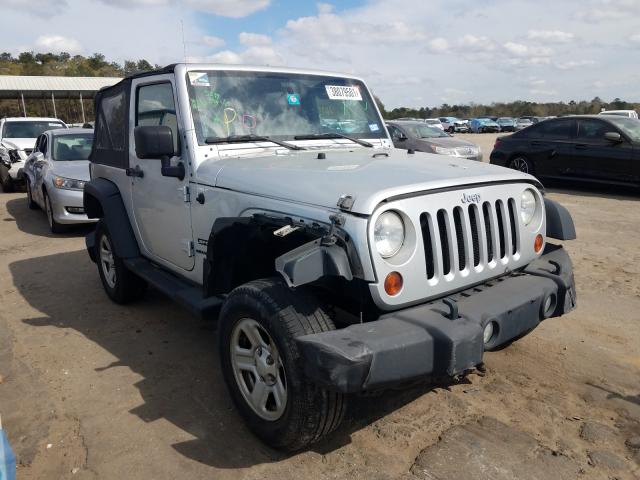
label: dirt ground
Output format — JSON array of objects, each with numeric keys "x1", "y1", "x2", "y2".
[{"x1": 1, "y1": 133, "x2": 639, "y2": 479}]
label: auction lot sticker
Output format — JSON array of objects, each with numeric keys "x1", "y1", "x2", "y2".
[{"x1": 325, "y1": 85, "x2": 362, "y2": 101}]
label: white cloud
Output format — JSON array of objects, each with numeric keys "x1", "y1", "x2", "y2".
[
  {"x1": 555, "y1": 59, "x2": 596, "y2": 70},
  {"x1": 0, "y1": 0, "x2": 68, "y2": 15},
  {"x1": 35, "y1": 35, "x2": 82, "y2": 53},
  {"x1": 458, "y1": 34, "x2": 496, "y2": 52},
  {"x1": 503, "y1": 42, "x2": 553, "y2": 57},
  {"x1": 98, "y1": 0, "x2": 270, "y2": 17},
  {"x1": 207, "y1": 46, "x2": 283, "y2": 66},
  {"x1": 577, "y1": 0, "x2": 640, "y2": 22},
  {"x1": 202, "y1": 35, "x2": 225, "y2": 49},
  {"x1": 427, "y1": 37, "x2": 449, "y2": 53},
  {"x1": 527, "y1": 30, "x2": 575, "y2": 43},
  {"x1": 630, "y1": 33, "x2": 640, "y2": 43},
  {"x1": 239, "y1": 32, "x2": 272, "y2": 46}
]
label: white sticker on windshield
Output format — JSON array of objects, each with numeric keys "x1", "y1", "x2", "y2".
[
  {"x1": 325, "y1": 85, "x2": 362, "y2": 101},
  {"x1": 369, "y1": 123, "x2": 380, "y2": 132},
  {"x1": 188, "y1": 72, "x2": 211, "y2": 87}
]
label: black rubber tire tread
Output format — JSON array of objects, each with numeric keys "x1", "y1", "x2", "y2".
[
  {"x1": 44, "y1": 191, "x2": 66, "y2": 234},
  {"x1": 95, "y1": 221, "x2": 147, "y2": 304},
  {"x1": 26, "y1": 180, "x2": 38, "y2": 210},
  {"x1": 1, "y1": 174, "x2": 14, "y2": 193},
  {"x1": 218, "y1": 277, "x2": 346, "y2": 451}
]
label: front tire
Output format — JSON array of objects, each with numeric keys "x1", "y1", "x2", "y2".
[
  {"x1": 96, "y1": 222, "x2": 147, "y2": 304},
  {"x1": 448, "y1": 126, "x2": 455, "y2": 134},
  {"x1": 508, "y1": 155, "x2": 534, "y2": 175},
  {"x1": 219, "y1": 278, "x2": 346, "y2": 451},
  {"x1": 44, "y1": 190, "x2": 65, "y2": 233},
  {"x1": 1, "y1": 172, "x2": 14, "y2": 193}
]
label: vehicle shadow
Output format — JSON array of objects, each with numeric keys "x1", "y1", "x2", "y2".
[
  {"x1": 543, "y1": 179, "x2": 640, "y2": 201},
  {"x1": 9, "y1": 249, "x2": 448, "y2": 469},
  {"x1": 5, "y1": 197, "x2": 95, "y2": 238}
]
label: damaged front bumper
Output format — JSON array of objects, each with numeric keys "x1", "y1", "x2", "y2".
[{"x1": 297, "y1": 243, "x2": 576, "y2": 393}]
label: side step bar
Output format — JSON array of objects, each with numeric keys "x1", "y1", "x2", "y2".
[{"x1": 124, "y1": 257, "x2": 224, "y2": 319}]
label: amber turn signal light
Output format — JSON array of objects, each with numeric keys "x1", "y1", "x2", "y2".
[
  {"x1": 384, "y1": 272, "x2": 403, "y2": 296},
  {"x1": 534, "y1": 234, "x2": 544, "y2": 253}
]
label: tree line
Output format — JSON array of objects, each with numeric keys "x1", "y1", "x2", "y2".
[{"x1": 0, "y1": 51, "x2": 637, "y2": 122}]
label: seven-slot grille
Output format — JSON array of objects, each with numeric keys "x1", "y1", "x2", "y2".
[{"x1": 420, "y1": 199, "x2": 520, "y2": 280}]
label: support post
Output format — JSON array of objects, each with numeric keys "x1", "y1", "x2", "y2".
[
  {"x1": 20, "y1": 92, "x2": 26, "y2": 117},
  {"x1": 51, "y1": 91, "x2": 57, "y2": 118},
  {"x1": 79, "y1": 92, "x2": 86, "y2": 124}
]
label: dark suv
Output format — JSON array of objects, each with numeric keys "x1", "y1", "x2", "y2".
[{"x1": 490, "y1": 115, "x2": 640, "y2": 186}]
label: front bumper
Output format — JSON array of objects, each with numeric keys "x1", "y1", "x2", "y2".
[
  {"x1": 297, "y1": 243, "x2": 576, "y2": 393},
  {"x1": 49, "y1": 187, "x2": 97, "y2": 225}
]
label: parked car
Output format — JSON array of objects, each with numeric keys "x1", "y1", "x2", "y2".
[
  {"x1": 23, "y1": 128, "x2": 96, "y2": 233},
  {"x1": 0, "y1": 117, "x2": 67, "y2": 191},
  {"x1": 497, "y1": 117, "x2": 517, "y2": 132},
  {"x1": 424, "y1": 118, "x2": 444, "y2": 130},
  {"x1": 598, "y1": 110, "x2": 639, "y2": 119},
  {"x1": 490, "y1": 115, "x2": 640, "y2": 186},
  {"x1": 386, "y1": 121, "x2": 482, "y2": 160},
  {"x1": 469, "y1": 118, "x2": 500, "y2": 133},
  {"x1": 83, "y1": 63, "x2": 576, "y2": 451},
  {"x1": 515, "y1": 118, "x2": 534, "y2": 130},
  {"x1": 438, "y1": 116, "x2": 470, "y2": 133}
]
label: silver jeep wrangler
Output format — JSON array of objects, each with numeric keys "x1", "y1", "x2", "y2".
[{"x1": 83, "y1": 63, "x2": 577, "y2": 451}]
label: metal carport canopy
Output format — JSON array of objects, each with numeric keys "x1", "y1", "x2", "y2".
[{"x1": 0, "y1": 75, "x2": 121, "y2": 99}]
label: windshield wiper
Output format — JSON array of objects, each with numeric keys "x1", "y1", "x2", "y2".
[
  {"x1": 204, "y1": 134, "x2": 305, "y2": 151},
  {"x1": 294, "y1": 132, "x2": 373, "y2": 148}
]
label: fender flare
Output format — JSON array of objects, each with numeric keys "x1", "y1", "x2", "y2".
[
  {"x1": 544, "y1": 198, "x2": 576, "y2": 241},
  {"x1": 83, "y1": 178, "x2": 140, "y2": 259}
]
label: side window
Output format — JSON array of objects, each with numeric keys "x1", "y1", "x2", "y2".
[
  {"x1": 516, "y1": 123, "x2": 542, "y2": 139},
  {"x1": 95, "y1": 89, "x2": 127, "y2": 151},
  {"x1": 136, "y1": 83, "x2": 178, "y2": 152},
  {"x1": 387, "y1": 125, "x2": 404, "y2": 141},
  {"x1": 576, "y1": 119, "x2": 609, "y2": 143},
  {"x1": 540, "y1": 120, "x2": 573, "y2": 140}
]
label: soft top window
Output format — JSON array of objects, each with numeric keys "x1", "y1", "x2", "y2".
[{"x1": 91, "y1": 80, "x2": 130, "y2": 168}]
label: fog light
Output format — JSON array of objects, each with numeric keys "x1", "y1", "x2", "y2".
[
  {"x1": 541, "y1": 293, "x2": 557, "y2": 319},
  {"x1": 384, "y1": 272, "x2": 403, "y2": 296},
  {"x1": 65, "y1": 206, "x2": 84, "y2": 214},
  {"x1": 534, "y1": 234, "x2": 544, "y2": 253},
  {"x1": 483, "y1": 322, "x2": 496, "y2": 344}
]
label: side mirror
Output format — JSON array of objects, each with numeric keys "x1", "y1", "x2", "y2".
[
  {"x1": 397, "y1": 133, "x2": 408, "y2": 141},
  {"x1": 134, "y1": 125, "x2": 184, "y2": 180},
  {"x1": 134, "y1": 125, "x2": 175, "y2": 159},
  {"x1": 33, "y1": 152, "x2": 44, "y2": 162},
  {"x1": 604, "y1": 131, "x2": 622, "y2": 143}
]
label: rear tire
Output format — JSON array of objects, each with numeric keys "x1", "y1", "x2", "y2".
[
  {"x1": 448, "y1": 126, "x2": 455, "y2": 134},
  {"x1": 1, "y1": 173, "x2": 14, "y2": 193},
  {"x1": 96, "y1": 222, "x2": 147, "y2": 304},
  {"x1": 508, "y1": 155, "x2": 534, "y2": 175},
  {"x1": 219, "y1": 278, "x2": 346, "y2": 451}
]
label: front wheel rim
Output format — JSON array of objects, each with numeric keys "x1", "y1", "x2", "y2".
[
  {"x1": 230, "y1": 318, "x2": 287, "y2": 421},
  {"x1": 99, "y1": 234, "x2": 117, "y2": 289},
  {"x1": 510, "y1": 157, "x2": 529, "y2": 173}
]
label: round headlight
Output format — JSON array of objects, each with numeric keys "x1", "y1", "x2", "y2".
[
  {"x1": 374, "y1": 211, "x2": 405, "y2": 258},
  {"x1": 520, "y1": 189, "x2": 537, "y2": 226}
]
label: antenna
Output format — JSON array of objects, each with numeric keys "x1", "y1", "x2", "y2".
[{"x1": 181, "y1": 20, "x2": 187, "y2": 63}]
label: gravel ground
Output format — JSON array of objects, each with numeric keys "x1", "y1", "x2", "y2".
[{"x1": 0, "y1": 133, "x2": 639, "y2": 479}]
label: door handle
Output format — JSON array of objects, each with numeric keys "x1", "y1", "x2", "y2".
[
  {"x1": 575, "y1": 144, "x2": 588, "y2": 150},
  {"x1": 126, "y1": 165, "x2": 144, "y2": 178}
]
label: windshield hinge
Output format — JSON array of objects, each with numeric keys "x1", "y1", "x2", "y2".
[
  {"x1": 183, "y1": 185, "x2": 191, "y2": 203},
  {"x1": 337, "y1": 194, "x2": 355, "y2": 211}
]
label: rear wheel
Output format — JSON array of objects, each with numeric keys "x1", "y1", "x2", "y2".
[
  {"x1": 96, "y1": 222, "x2": 147, "y2": 303},
  {"x1": 448, "y1": 126, "x2": 455, "y2": 134},
  {"x1": 219, "y1": 278, "x2": 346, "y2": 451},
  {"x1": 508, "y1": 155, "x2": 534, "y2": 175},
  {"x1": 1, "y1": 172, "x2": 14, "y2": 193}
]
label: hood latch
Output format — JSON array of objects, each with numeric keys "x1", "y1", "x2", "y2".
[{"x1": 337, "y1": 194, "x2": 355, "y2": 211}]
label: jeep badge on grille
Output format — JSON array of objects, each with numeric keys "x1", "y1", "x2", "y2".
[{"x1": 461, "y1": 193, "x2": 481, "y2": 204}]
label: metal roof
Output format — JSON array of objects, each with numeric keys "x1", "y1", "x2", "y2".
[{"x1": 0, "y1": 75, "x2": 122, "y2": 98}]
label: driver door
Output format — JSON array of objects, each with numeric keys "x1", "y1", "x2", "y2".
[{"x1": 128, "y1": 76, "x2": 195, "y2": 271}]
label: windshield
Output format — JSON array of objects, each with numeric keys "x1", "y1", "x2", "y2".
[
  {"x1": 186, "y1": 70, "x2": 385, "y2": 145},
  {"x1": 52, "y1": 134, "x2": 93, "y2": 161},
  {"x1": 2, "y1": 121, "x2": 65, "y2": 139},
  {"x1": 608, "y1": 117, "x2": 640, "y2": 141},
  {"x1": 408, "y1": 125, "x2": 449, "y2": 138},
  {"x1": 498, "y1": 118, "x2": 513, "y2": 124}
]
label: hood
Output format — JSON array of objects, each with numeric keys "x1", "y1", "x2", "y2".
[
  {"x1": 1, "y1": 138, "x2": 36, "y2": 151},
  {"x1": 51, "y1": 161, "x2": 91, "y2": 181},
  {"x1": 197, "y1": 148, "x2": 536, "y2": 215},
  {"x1": 416, "y1": 137, "x2": 478, "y2": 149}
]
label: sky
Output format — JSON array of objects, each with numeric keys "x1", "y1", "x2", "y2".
[{"x1": 1, "y1": 0, "x2": 639, "y2": 108}]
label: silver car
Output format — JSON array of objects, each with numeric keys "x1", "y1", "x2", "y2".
[
  {"x1": 23, "y1": 128, "x2": 96, "y2": 233},
  {"x1": 387, "y1": 120, "x2": 482, "y2": 160}
]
